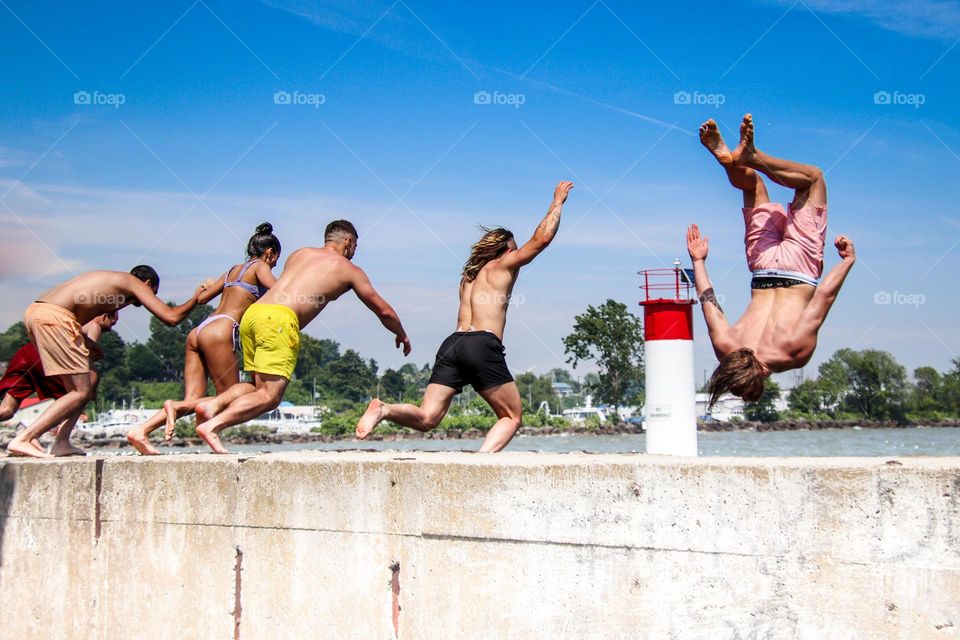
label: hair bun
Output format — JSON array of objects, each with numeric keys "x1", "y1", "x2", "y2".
[{"x1": 256, "y1": 222, "x2": 273, "y2": 235}]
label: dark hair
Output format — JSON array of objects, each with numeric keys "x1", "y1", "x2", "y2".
[
  {"x1": 707, "y1": 347, "x2": 767, "y2": 408},
  {"x1": 462, "y1": 226, "x2": 514, "y2": 282},
  {"x1": 325, "y1": 219, "x2": 358, "y2": 242},
  {"x1": 130, "y1": 265, "x2": 160, "y2": 290},
  {"x1": 247, "y1": 222, "x2": 281, "y2": 259}
]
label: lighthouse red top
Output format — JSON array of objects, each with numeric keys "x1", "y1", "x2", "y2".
[{"x1": 638, "y1": 267, "x2": 696, "y2": 341}]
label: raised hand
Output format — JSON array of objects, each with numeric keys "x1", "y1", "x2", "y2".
[
  {"x1": 835, "y1": 235, "x2": 855, "y2": 261},
  {"x1": 396, "y1": 334, "x2": 412, "y2": 356},
  {"x1": 687, "y1": 224, "x2": 709, "y2": 262},
  {"x1": 552, "y1": 180, "x2": 574, "y2": 205}
]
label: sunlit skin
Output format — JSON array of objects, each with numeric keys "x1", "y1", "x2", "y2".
[
  {"x1": 126, "y1": 250, "x2": 280, "y2": 455},
  {"x1": 193, "y1": 229, "x2": 410, "y2": 454},
  {"x1": 6, "y1": 271, "x2": 210, "y2": 458},
  {"x1": 356, "y1": 181, "x2": 574, "y2": 452},
  {"x1": 691, "y1": 115, "x2": 856, "y2": 376},
  {"x1": 3, "y1": 312, "x2": 118, "y2": 457}
]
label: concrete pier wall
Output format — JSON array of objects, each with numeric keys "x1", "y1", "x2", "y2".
[{"x1": 0, "y1": 452, "x2": 958, "y2": 639}]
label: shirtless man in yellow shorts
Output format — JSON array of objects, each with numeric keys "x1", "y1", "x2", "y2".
[
  {"x1": 7, "y1": 266, "x2": 210, "y2": 458},
  {"x1": 194, "y1": 220, "x2": 412, "y2": 453}
]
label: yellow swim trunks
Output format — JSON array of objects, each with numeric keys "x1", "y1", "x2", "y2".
[{"x1": 239, "y1": 304, "x2": 301, "y2": 380}]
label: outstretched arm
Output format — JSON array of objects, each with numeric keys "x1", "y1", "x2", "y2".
[
  {"x1": 130, "y1": 276, "x2": 203, "y2": 326},
  {"x1": 351, "y1": 266, "x2": 412, "y2": 356},
  {"x1": 792, "y1": 235, "x2": 855, "y2": 344},
  {"x1": 197, "y1": 274, "x2": 225, "y2": 305},
  {"x1": 687, "y1": 224, "x2": 734, "y2": 358},
  {"x1": 500, "y1": 181, "x2": 574, "y2": 271}
]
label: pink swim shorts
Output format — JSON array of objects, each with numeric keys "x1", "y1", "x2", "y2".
[{"x1": 742, "y1": 201, "x2": 828, "y2": 283}]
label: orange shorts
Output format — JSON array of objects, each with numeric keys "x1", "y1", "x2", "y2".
[{"x1": 23, "y1": 302, "x2": 90, "y2": 376}]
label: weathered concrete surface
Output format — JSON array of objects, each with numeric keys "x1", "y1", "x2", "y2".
[{"x1": 0, "y1": 452, "x2": 958, "y2": 639}]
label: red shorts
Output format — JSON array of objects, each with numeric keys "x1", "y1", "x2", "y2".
[{"x1": 0, "y1": 343, "x2": 67, "y2": 402}]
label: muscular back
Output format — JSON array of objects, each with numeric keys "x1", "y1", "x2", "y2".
[
  {"x1": 729, "y1": 286, "x2": 817, "y2": 371},
  {"x1": 258, "y1": 247, "x2": 355, "y2": 328},
  {"x1": 457, "y1": 257, "x2": 519, "y2": 340}
]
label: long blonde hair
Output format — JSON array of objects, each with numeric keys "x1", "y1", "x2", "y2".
[{"x1": 462, "y1": 226, "x2": 514, "y2": 282}]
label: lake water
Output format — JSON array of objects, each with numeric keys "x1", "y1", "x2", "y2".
[{"x1": 151, "y1": 426, "x2": 960, "y2": 457}]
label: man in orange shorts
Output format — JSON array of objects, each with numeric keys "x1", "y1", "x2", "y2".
[
  {"x1": 0, "y1": 312, "x2": 118, "y2": 449},
  {"x1": 8, "y1": 266, "x2": 210, "y2": 457},
  {"x1": 690, "y1": 114, "x2": 856, "y2": 406}
]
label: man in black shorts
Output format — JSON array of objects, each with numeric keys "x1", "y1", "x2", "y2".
[{"x1": 356, "y1": 180, "x2": 574, "y2": 451}]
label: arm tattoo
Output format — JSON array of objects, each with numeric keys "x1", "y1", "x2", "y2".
[
  {"x1": 536, "y1": 203, "x2": 562, "y2": 238},
  {"x1": 700, "y1": 287, "x2": 725, "y2": 315}
]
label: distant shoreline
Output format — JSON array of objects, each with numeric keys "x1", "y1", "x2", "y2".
[{"x1": 5, "y1": 418, "x2": 953, "y2": 451}]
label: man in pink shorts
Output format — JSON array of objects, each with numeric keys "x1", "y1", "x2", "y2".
[{"x1": 689, "y1": 114, "x2": 856, "y2": 406}]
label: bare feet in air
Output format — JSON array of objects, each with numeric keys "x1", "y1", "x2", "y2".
[
  {"x1": 7, "y1": 439, "x2": 53, "y2": 458},
  {"x1": 699, "y1": 119, "x2": 732, "y2": 165},
  {"x1": 731, "y1": 113, "x2": 757, "y2": 164},
  {"x1": 163, "y1": 400, "x2": 177, "y2": 440},
  {"x1": 49, "y1": 442, "x2": 87, "y2": 457},
  {"x1": 356, "y1": 398, "x2": 384, "y2": 440},
  {"x1": 196, "y1": 424, "x2": 229, "y2": 454},
  {"x1": 126, "y1": 429, "x2": 160, "y2": 455}
]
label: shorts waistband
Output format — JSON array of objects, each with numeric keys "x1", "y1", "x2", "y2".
[
  {"x1": 247, "y1": 303, "x2": 300, "y2": 326},
  {"x1": 751, "y1": 269, "x2": 818, "y2": 287},
  {"x1": 451, "y1": 330, "x2": 503, "y2": 342},
  {"x1": 28, "y1": 301, "x2": 78, "y2": 319}
]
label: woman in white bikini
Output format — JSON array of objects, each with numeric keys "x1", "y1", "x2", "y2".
[{"x1": 126, "y1": 223, "x2": 281, "y2": 454}]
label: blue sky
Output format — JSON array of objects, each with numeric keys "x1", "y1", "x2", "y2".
[{"x1": 2, "y1": 0, "x2": 959, "y2": 387}]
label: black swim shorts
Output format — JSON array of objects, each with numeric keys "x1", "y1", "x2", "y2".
[{"x1": 427, "y1": 331, "x2": 514, "y2": 393}]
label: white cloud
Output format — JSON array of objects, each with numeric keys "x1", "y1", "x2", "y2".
[{"x1": 767, "y1": 0, "x2": 960, "y2": 40}]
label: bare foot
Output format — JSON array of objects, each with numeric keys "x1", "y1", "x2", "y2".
[
  {"x1": 699, "y1": 119, "x2": 732, "y2": 165},
  {"x1": 163, "y1": 400, "x2": 178, "y2": 440},
  {"x1": 197, "y1": 424, "x2": 229, "y2": 454},
  {"x1": 195, "y1": 399, "x2": 218, "y2": 426},
  {"x1": 126, "y1": 430, "x2": 160, "y2": 456},
  {"x1": 356, "y1": 398, "x2": 385, "y2": 440},
  {"x1": 731, "y1": 113, "x2": 756, "y2": 165},
  {"x1": 7, "y1": 439, "x2": 53, "y2": 458},
  {"x1": 49, "y1": 442, "x2": 87, "y2": 457}
]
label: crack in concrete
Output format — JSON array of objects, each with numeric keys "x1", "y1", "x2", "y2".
[
  {"x1": 233, "y1": 546, "x2": 243, "y2": 640},
  {"x1": 390, "y1": 562, "x2": 400, "y2": 638},
  {"x1": 94, "y1": 459, "x2": 104, "y2": 541}
]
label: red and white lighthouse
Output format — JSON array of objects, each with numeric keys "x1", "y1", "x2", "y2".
[{"x1": 639, "y1": 262, "x2": 698, "y2": 456}]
